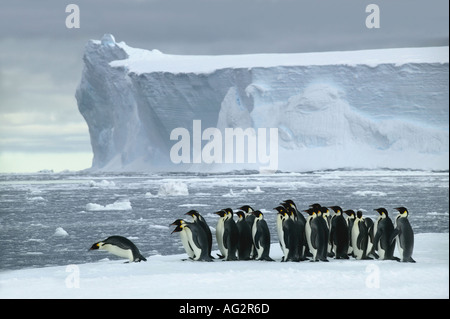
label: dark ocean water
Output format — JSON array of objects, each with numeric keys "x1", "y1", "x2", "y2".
[{"x1": 0, "y1": 170, "x2": 448, "y2": 271}]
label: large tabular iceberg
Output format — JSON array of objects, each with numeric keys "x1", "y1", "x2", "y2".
[{"x1": 76, "y1": 34, "x2": 449, "y2": 172}]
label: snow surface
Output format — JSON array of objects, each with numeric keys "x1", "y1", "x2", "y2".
[
  {"x1": 76, "y1": 35, "x2": 448, "y2": 172},
  {"x1": 111, "y1": 44, "x2": 449, "y2": 74},
  {"x1": 0, "y1": 233, "x2": 447, "y2": 299}
]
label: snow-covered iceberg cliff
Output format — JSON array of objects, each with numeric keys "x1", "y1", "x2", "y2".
[{"x1": 76, "y1": 34, "x2": 449, "y2": 172}]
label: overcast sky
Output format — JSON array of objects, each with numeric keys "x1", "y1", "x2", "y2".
[{"x1": 0, "y1": 0, "x2": 448, "y2": 172}]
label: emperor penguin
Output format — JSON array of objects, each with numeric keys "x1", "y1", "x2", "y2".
[
  {"x1": 304, "y1": 208, "x2": 314, "y2": 259},
  {"x1": 392, "y1": 207, "x2": 415, "y2": 263},
  {"x1": 185, "y1": 210, "x2": 213, "y2": 259},
  {"x1": 351, "y1": 211, "x2": 372, "y2": 260},
  {"x1": 275, "y1": 206, "x2": 290, "y2": 261},
  {"x1": 319, "y1": 206, "x2": 332, "y2": 257},
  {"x1": 329, "y1": 206, "x2": 349, "y2": 259},
  {"x1": 215, "y1": 209, "x2": 239, "y2": 260},
  {"x1": 251, "y1": 210, "x2": 274, "y2": 261},
  {"x1": 286, "y1": 205, "x2": 305, "y2": 261},
  {"x1": 171, "y1": 219, "x2": 212, "y2": 262},
  {"x1": 364, "y1": 215, "x2": 377, "y2": 258},
  {"x1": 171, "y1": 219, "x2": 194, "y2": 259},
  {"x1": 89, "y1": 235, "x2": 147, "y2": 262},
  {"x1": 305, "y1": 206, "x2": 328, "y2": 262},
  {"x1": 235, "y1": 211, "x2": 253, "y2": 260},
  {"x1": 344, "y1": 209, "x2": 356, "y2": 256},
  {"x1": 373, "y1": 208, "x2": 398, "y2": 261},
  {"x1": 239, "y1": 205, "x2": 256, "y2": 229},
  {"x1": 274, "y1": 206, "x2": 300, "y2": 262},
  {"x1": 282, "y1": 200, "x2": 309, "y2": 259},
  {"x1": 282, "y1": 199, "x2": 307, "y2": 226},
  {"x1": 239, "y1": 205, "x2": 257, "y2": 258}
]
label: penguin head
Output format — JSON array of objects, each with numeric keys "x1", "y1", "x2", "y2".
[
  {"x1": 185, "y1": 210, "x2": 200, "y2": 220},
  {"x1": 319, "y1": 206, "x2": 329, "y2": 216},
  {"x1": 344, "y1": 209, "x2": 356, "y2": 218},
  {"x1": 223, "y1": 208, "x2": 234, "y2": 218},
  {"x1": 170, "y1": 219, "x2": 186, "y2": 234},
  {"x1": 329, "y1": 206, "x2": 342, "y2": 214},
  {"x1": 274, "y1": 206, "x2": 288, "y2": 219},
  {"x1": 286, "y1": 206, "x2": 297, "y2": 219},
  {"x1": 356, "y1": 210, "x2": 364, "y2": 219},
  {"x1": 171, "y1": 218, "x2": 185, "y2": 226},
  {"x1": 171, "y1": 224, "x2": 183, "y2": 234},
  {"x1": 170, "y1": 219, "x2": 186, "y2": 233},
  {"x1": 214, "y1": 210, "x2": 227, "y2": 218},
  {"x1": 303, "y1": 208, "x2": 314, "y2": 216},
  {"x1": 374, "y1": 207, "x2": 389, "y2": 217},
  {"x1": 89, "y1": 241, "x2": 102, "y2": 251},
  {"x1": 394, "y1": 207, "x2": 409, "y2": 217},
  {"x1": 252, "y1": 210, "x2": 264, "y2": 219},
  {"x1": 89, "y1": 239, "x2": 110, "y2": 251},
  {"x1": 309, "y1": 203, "x2": 322, "y2": 209},
  {"x1": 282, "y1": 199, "x2": 297, "y2": 210},
  {"x1": 235, "y1": 211, "x2": 246, "y2": 220},
  {"x1": 239, "y1": 205, "x2": 254, "y2": 214},
  {"x1": 274, "y1": 206, "x2": 286, "y2": 213}
]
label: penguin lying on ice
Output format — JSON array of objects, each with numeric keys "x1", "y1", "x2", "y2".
[{"x1": 89, "y1": 235, "x2": 147, "y2": 262}]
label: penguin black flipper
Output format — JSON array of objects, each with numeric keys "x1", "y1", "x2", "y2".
[
  {"x1": 390, "y1": 228, "x2": 400, "y2": 245},
  {"x1": 223, "y1": 227, "x2": 229, "y2": 250},
  {"x1": 372, "y1": 227, "x2": 382, "y2": 254}
]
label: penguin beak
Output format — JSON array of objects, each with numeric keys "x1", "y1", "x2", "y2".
[{"x1": 89, "y1": 242, "x2": 100, "y2": 251}]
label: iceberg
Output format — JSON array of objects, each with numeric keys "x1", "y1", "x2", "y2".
[{"x1": 76, "y1": 34, "x2": 449, "y2": 172}]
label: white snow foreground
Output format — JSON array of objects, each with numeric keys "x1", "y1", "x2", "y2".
[
  {"x1": 76, "y1": 35, "x2": 449, "y2": 172},
  {"x1": 0, "y1": 233, "x2": 448, "y2": 299}
]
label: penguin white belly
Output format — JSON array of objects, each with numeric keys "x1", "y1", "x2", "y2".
[
  {"x1": 184, "y1": 227, "x2": 202, "y2": 260},
  {"x1": 351, "y1": 222, "x2": 363, "y2": 259},
  {"x1": 396, "y1": 237, "x2": 404, "y2": 259},
  {"x1": 347, "y1": 219, "x2": 353, "y2": 254},
  {"x1": 102, "y1": 244, "x2": 133, "y2": 261},
  {"x1": 252, "y1": 221, "x2": 263, "y2": 259},
  {"x1": 179, "y1": 229, "x2": 195, "y2": 258},
  {"x1": 367, "y1": 236, "x2": 373, "y2": 256},
  {"x1": 276, "y1": 217, "x2": 289, "y2": 259},
  {"x1": 216, "y1": 219, "x2": 226, "y2": 258},
  {"x1": 305, "y1": 217, "x2": 315, "y2": 257}
]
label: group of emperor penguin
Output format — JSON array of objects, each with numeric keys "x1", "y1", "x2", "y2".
[
  {"x1": 170, "y1": 207, "x2": 274, "y2": 261},
  {"x1": 88, "y1": 201, "x2": 415, "y2": 264},
  {"x1": 167, "y1": 200, "x2": 415, "y2": 263}
]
